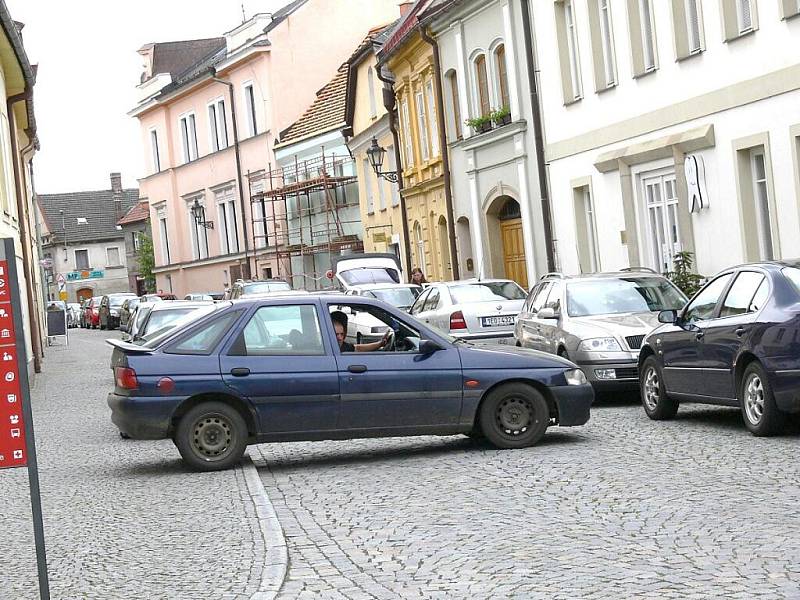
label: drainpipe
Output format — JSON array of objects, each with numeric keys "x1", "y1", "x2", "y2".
[
  {"x1": 212, "y1": 75, "x2": 253, "y2": 280},
  {"x1": 520, "y1": 0, "x2": 556, "y2": 272},
  {"x1": 8, "y1": 89, "x2": 43, "y2": 372},
  {"x1": 374, "y1": 63, "x2": 413, "y2": 278},
  {"x1": 419, "y1": 26, "x2": 460, "y2": 280}
]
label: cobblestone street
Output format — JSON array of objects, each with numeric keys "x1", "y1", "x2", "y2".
[
  {"x1": 1, "y1": 329, "x2": 266, "y2": 600},
  {"x1": 254, "y1": 398, "x2": 800, "y2": 599}
]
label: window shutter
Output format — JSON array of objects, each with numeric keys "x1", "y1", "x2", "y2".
[
  {"x1": 449, "y1": 73, "x2": 462, "y2": 140},
  {"x1": 496, "y1": 45, "x2": 509, "y2": 109},
  {"x1": 476, "y1": 55, "x2": 490, "y2": 116}
]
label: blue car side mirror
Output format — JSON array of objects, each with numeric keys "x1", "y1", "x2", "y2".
[{"x1": 419, "y1": 339, "x2": 442, "y2": 354}]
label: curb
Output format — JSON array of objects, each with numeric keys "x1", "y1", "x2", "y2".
[{"x1": 242, "y1": 449, "x2": 288, "y2": 600}]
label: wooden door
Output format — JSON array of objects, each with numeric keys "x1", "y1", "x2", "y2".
[
  {"x1": 76, "y1": 287, "x2": 93, "y2": 302},
  {"x1": 500, "y1": 218, "x2": 528, "y2": 289}
]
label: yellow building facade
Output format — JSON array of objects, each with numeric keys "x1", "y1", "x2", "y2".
[{"x1": 385, "y1": 31, "x2": 453, "y2": 282}]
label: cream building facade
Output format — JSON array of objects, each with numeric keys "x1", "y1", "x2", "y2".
[{"x1": 534, "y1": 0, "x2": 800, "y2": 277}]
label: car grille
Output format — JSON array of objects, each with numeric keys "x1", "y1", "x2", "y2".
[
  {"x1": 625, "y1": 335, "x2": 645, "y2": 350},
  {"x1": 615, "y1": 367, "x2": 639, "y2": 380}
]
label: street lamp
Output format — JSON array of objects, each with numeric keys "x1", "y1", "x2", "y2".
[
  {"x1": 366, "y1": 137, "x2": 399, "y2": 183},
  {"x1": 191, "y1": 198, "x2": 213, "y2": 229}
]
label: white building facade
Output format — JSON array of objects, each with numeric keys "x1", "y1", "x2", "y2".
[
  {"x1": 429, "y1": 0, "x2": 551, "y2": 290},
  {"x1": 533, "y1": 0, "x2": 800, "y2": 277}
]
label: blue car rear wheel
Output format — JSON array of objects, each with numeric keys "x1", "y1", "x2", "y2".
[{"x1": 175, "y1": 401, "x2": 248, "y2": 471}]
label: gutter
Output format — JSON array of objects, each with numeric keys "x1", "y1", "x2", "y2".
[
  {"x1": 520, "y1": 0, "x2": 556, "y2": 272},
  {"x1": 419, "y1": 26, "x2": 460, "y2": 280},
  {"x1": 212, "y1": 75, "x2": 253, "y2": 279},
  {"x1": 374, "y1": 62, "x2": 413, "y2": 279}
]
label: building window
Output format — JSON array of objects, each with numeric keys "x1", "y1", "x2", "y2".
[
  {"x1": 387, "y1": 145, "x2": 400, "y2": 207},
  {"x1": 495, "y1": 45, "x2": 510, "y2": 110},
  {"x1": 780, "y1": 0, "x2": 800, "y2": 19},
  {"x1": 75, "y1": 249, "x2": 89, "y2": 271},
  {"x1": 626, "y1": 0, "x2": 658, "y2": 76},
  {"x1": 671, "y1": 0, "x2": 704, "y2": 59},
  {"x1": 251, "y1": 180, "x2": 267, "y2": 250},
  {"x1": 187, "y1": 198, "x2": 210, "y2": 260},
  {"x1": 593, "y1": 0, "x2": 617, "y2": 88},
  {"x1": 474, "y1": 54, "x2": 491, "y2": 116},
  {"x1": 216, "y1": 188, "x2": 239, "y2": 255},
  {"x1": 363, "y1": 158, "x2": 374, "y2": 214},
  {"x1": 158, "y1": 215, "x2": 170, "y2": 265},
  {"x1": 150, "y1": 129, "x2": 161, "y2": 173},
  {"x1": 555, "y1": 0, "x2": 583, "y2": 102},
  {"x1": 106, "y1": 247, "x2": 121, "y2": 267},
  {"x1": 425, "y1": 80, "x2": 440, "y2": 157},
  {"x1": 685, "y1": 0, "x2": 702, "y2": 52},
  {"x1": 642, "y1": 172, "x2": 681, "y2": 273},
  {"x1": 640, "y1": 0, "x2": 656, "y2": 71},
  {"x1": 244, "y1": 83, "x2": 258, "y2": 137},
  {"x1": 750, "y1": 151, "x2": 773, "y2": 261},
  {"x1": 446, "y1": 70, "x2": 462, "y2": 142},
  {"x1": 721, "y1": 0, "x2": 758, "y2": 41},
  {"x1": 132, "y1": 231, "x2": 141, "y2": 253},
  {"x1": 400, "y1": 98, "x2": 414, "y2": 169},
  {"x1": 208, "y1": 98, "x2": 229, "y2": 152},
  {"x1": 413, "y1": 221, "x2": 424, "y2": 268},
  {"x1": 367, "y1": 67, "x2": 377, "y2": 118},
  {"x1": 415, "y1": 91, "x2": 430, "y2": 162},
  {"x1": 574, "y1": 185, "x2": 600, "y2": 273},
  {"x1": 179, "y1": 113, "x2": 198, "y2": 163}
]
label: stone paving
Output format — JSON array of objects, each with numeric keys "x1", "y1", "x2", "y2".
[
  {"x1": 254, "y1": 397, "x2": 800, "y2": 599},
  {"x1": 1, "y1": 328, "x2": 266, "y2": 600}
]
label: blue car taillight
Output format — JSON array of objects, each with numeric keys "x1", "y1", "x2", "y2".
[{"x1": 115, "y1": 367, "x2": 138, "y2": 390}]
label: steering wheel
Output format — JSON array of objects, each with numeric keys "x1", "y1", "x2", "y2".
[{"x1": 381, "y1": 329, "x2": 395, "y2": 352}]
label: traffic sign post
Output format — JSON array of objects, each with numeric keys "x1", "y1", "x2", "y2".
[
  {"x1": 0, "y1": 238, "x2": 50, "y2": 599},
  {"x1": 56, "y1": 273, "x2": 66, "y2": 302}
]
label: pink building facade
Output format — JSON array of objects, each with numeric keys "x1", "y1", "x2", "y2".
[{"x1": 131, "y1": 0, "x2": 400, "y2": 296}]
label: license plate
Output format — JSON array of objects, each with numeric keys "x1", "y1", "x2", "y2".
[{"x1": 480, "y1": 315, "x2": 515, "y2": 327}]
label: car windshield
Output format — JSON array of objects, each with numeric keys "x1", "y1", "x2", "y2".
[
  {"x1": 449, "y1": 281, "x2": 526, "y2": 304},
  {"x1": 366, "y1": 287, "x2": 420, "y2": 308},
  {"x1": 241, "y1": 282, "x2": 291, "y2": 295},
  {"x1": 142, "y1": 303, "x2": 229, "y2": 347},
  {"x1": 340, "y1": 268, "x2": 399, "y2": 286},
  {"x1": 783, "y1": 267, "x2": 800, "y2": 297},
  {"x1": 566, "y1": 278, "x2": 687, "y2": 317}
]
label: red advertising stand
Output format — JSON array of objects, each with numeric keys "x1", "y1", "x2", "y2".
[{"x1": 0, "y1": 238, "x2": 50, "y2": 599}]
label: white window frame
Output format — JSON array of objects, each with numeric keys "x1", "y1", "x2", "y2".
[
  {"x1": 367, "y1": 67, "x2": 377, "y2": 118},
  {"x1": 598, "y1": 0, "x2": 616, "y2": 87},
  {"x1": 639, "y1": 0, "x2": 657, "y2": 72},
  {"x1": 208, "y1": 97, "x2": 229, "y2": 152},
  {"x1": 400, "y1": 98, "x2": 414, "y2": 168},
  {"x1": 640, "y1": 169, "x2": 681, "y2": 273},
  {"x1": 251, "y1": 180, "x2": 267, "y2": 249},
  {"x1": 415, "y1": 91, "x2": 430, "y2": 163},
  {"x1": 132, "y1": 231, "x2": 141, "y2": 253},
  {"x1": 243, "y1": 82, "x2": 258, "y2": 138},
  {"x1": 179, "y1": 112, "x2": 198, "y2": 163},
  {"x1": 187, "y1": 197, "x2": 210, "y2": 260},
  {"x1": 215, "y1": 187, "x2": 239, "y2": 255},
  {"x1": 750, "y1": 150, "x2": 774, "y2": 261},
  {"x1": 106, "y1": 246, "x2": 121, "y2": 267},
  {"x1": 736, "y1": 0, "x2": 753, "y2": 33},
  {"x1": 565, "y1": 0, "x2": 583, "y2": 100},
  {"x1": 387, "y1": 145, "x2": 400, "y2": 207},
  {"x1": 685, "y1": 0, "x2": 702, "y2": 53},
  {"x1": 363, "y1": 158, "x2": 374, "y2": 214},
  {"x1": 425, "y1": 80, "x2": 440, "y2": 158},
  {"x1": 149, "y1": 128, "x2": 161, "y2": 173},
  {"x1": 157, "y1": 207, "x2": 170, "y2": 265}
]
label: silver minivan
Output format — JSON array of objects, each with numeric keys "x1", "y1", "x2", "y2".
[{"x1": 515, "y1": 271, "x2": 687, "y2": 390}]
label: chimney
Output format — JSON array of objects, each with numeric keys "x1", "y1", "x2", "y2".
[
  {"x1": 398, "y1": 1, "x2": 413, "y2": 17},
  {"x1": 110, "y1": 172, "x2": 123, "y2": 222}
]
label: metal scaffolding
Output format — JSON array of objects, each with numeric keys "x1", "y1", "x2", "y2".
[{"x1": 249, "y1": 149, "x2": 363, "y2": 289}]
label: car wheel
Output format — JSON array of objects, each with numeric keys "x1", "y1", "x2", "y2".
[
  {"x1": 174, "y1": 401, "x2": 248, "y2": 471},
  {"x1": 478, "y1": 383, "x2": 549, "y2": 449},
  {"x1": 640, "y1": 356, "x2": 678, "y2": 420},
  {"x1": 741, "y1": 362, "x2": 783, "y2": 436}
]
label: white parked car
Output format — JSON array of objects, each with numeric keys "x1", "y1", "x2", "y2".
[
  {"x1": 342, "y1": 283, "x2": 422, "y2": 343},
  {"x1": 409, "y1": 279, "x2": 527, "y2": 344},
  {"x1": 332, "y1": 253, "x2": 404, "y2": 291}
]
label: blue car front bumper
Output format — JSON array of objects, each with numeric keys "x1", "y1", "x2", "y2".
[{"x1": 550, "y1": 384, "x2": 594, "y2": 426}]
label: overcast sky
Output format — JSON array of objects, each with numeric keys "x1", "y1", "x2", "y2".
[{"x1": 5, "y1": 0, "x2": 293, "y2": 194}]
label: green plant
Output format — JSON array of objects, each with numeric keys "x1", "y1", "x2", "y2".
[
  {"x1": 465, "y1": 114, "x2": 492, "y2": 130},
  {"x1": 667, "y1": 251, "x2": 704, "y2": 297},
  {"x1": 490, "y1": 106, "x2": 510, "y2": 123},
  {"x1": 137, "y1": 228, "x2": 157, "y2": 293}
]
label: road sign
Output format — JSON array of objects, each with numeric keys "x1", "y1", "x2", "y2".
[
  {"x1": 39, "y1": 257, "x2": 53, "y2": 269},
  {"x1": 59, "y1": 291, "x2": 67, "y2": 302},
  {"x1": 0, "y1": 239, "x2": 50, "y2": 599}
]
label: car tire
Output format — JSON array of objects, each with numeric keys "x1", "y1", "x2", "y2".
[
  {"x1": 174, "y1": 401, "x2": 248, "y2": 471},
  {"x1": 478, "y1": 383, "x2": 549, "y2": 449},
  {"x1": 640, "y1": 356, "x2": 678, "y2": 420},
  {"x1": 740, "y1": 362, "x2": 783, "y2": 436}
]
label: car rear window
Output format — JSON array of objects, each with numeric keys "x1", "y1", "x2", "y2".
[
  {"x1": 566, "y1": 278, "x2": 686, "y2": 317},
  {"x1": 783, "y1": 267, "x2": 800, "y2": 297},
  {"x1": 449, "y1": 282, "x2": 526, "y2": 304},
  {"x1": 340, "y1": 268, "x2": 399, "y2": 286},
  {"x1": 241, "y1": 282, "x2": 291, "y2": 296}
]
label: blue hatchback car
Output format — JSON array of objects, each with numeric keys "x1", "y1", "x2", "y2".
[
  {"x1": 639, "y1": 260, "x2": 800, "y2": 435},
  {"x1": 107, "y1": 294, "x2": 594, "y2": 471}
]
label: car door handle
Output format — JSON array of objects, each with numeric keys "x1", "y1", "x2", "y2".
[
  {"x1": 230, "y1": 368, "x2": 250, "y2": 377},
  {"x1": 695, "y1": 332, "x2": 704, "y2": 341},
  {"x1": 735, "y1": 327, "x2": 747, "y2": 337},
  {"x1": 348, "y1": 365, "x2": 368, "y2": 374}
]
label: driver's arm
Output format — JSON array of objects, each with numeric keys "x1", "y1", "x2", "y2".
[{"x1": 354, "y1": 330, "x2": 391, "y2": 352}]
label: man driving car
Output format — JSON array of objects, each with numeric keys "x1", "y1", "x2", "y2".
[{"x1": 330, "y1": 310, "x2": 391, "y2": 352}]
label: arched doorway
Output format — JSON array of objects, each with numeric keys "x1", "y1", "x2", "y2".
[
  {"x1": 437, "y1": 215, "x2": 451, "y2": 280},
  {"x1": 487, "y1": 196, "x2": 528, "y2": 289},
  {"x1": 76, "y1": 287, "x2": 93, "y2": 302}
]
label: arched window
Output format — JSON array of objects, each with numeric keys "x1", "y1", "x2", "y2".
[
  {"x1": 474, "y1": 54, "x2": 490, "y2": 117},
  {"x1": 495, "y1": 44, "x2": 509, "y2": 111},
  {"x1": 445, "y1": 70, "x2": 461, "y2": 141}
]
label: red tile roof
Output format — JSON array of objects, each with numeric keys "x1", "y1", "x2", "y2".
[{"x1": 117, "y1": 200, "x2": 149, "y2": 225}]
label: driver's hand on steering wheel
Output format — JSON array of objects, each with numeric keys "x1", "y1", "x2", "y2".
[{"x1": 379, "y1": 329, "x2": 393, "y2": 348}]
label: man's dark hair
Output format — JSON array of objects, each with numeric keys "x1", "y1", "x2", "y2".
[{"x1": 330, "y1": 310, "x2": 348, "y2": 329}]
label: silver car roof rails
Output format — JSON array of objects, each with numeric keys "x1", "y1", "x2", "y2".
[
  {"x1": 539, "y1": 272, "x2": 565, "y2": 280},
  {"x1": 620, "y1": 266, "x2": 658, "y2": 274}
]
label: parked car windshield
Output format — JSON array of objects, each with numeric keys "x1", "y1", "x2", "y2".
[
  {"x1": 566, "y1": 278, "x2": 686, "y2": 317},
  {"x1": 340, "y1": 268, "x2": 399, "y2": 286},
  {"x1": 365, "y1": 287, "x2": 420, "y2": 309},
  {"x1": 449, "y1": 281, "x2": 526, "y2": 304},
  {"x1": 783, "y1": 267, "x2": 800, "y2": 297},
  {"x1": 241, "y1": 282, "x2": 291, "y2": 296}
]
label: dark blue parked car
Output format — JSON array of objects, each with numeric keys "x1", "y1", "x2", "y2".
[
  {"x1": 107, "y1": 294, "x2": 594, "y2": 471},
  {"x1": 639, "y1": 261, "x2": 800, "y2": 435}
]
